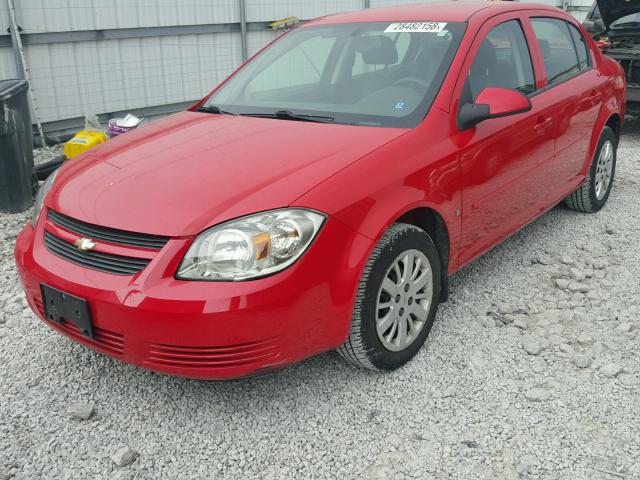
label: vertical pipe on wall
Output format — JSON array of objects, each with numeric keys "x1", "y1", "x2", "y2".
[
  {"x1": 6, "y1": 0, "x2": 24, "y2": 78},
  {"x1": 6, "y1": 0, "x2": 46, "y2": 146},
  {"x1": 364, "y1": 0, "x2": 370, "y2": 8},
  {"x1": 239, "y1": 0, "x2": 248, "y2": 62}
]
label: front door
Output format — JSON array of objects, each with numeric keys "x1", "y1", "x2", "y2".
[{"x1": 452, "y1": 16, "x2": 556, "y2": 267}]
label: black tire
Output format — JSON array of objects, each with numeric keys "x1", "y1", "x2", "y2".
[
  {"x1": 34, "y1": 155, "x2": 66, "y2": 181},
  {"x1": 337, "y1": 223, "x2": 441, "y2": 371},
  {"x1": 565, "y1": 126, "x2": 617, "y2": 213}
]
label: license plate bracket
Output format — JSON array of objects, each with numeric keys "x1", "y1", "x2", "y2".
[{"x1": 41, "y1": 284, "x2": 94, "y2": 339}]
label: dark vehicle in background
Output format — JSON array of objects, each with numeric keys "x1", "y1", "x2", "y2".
[{"x1": 584, "y1": 0, "x2": 640, "y2": 113}]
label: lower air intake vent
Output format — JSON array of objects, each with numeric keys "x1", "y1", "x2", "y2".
[
  {"x1": 56, "y1": 319, "x2": 125, "y2": 356},
  {"x1": 146, "y1": 338, "x2": 281, "y2": 368}
]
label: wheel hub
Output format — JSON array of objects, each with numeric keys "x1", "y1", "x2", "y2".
[
  {"x1": 375, "y1": 249, "x2": 433, "y2": 352},
  {"x1": 594, "y1": 139, "x2": 614, "y2": 201}
]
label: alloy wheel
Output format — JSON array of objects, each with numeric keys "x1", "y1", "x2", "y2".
[
  {"x1": 594, "y1": 139, "x2": 614, "y2": 201},
  {"x1": 375, "y1": 249, "x2": 433, "y2": 352}
]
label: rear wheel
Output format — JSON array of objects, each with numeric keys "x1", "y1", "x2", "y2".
[
  {"x1": 337, "y1": 223, "x2": 441, "y2": 371},
  {"x1": 565, "y1": 126, "x2": 616, "y2": 213}
]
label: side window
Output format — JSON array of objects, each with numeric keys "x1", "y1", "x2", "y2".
[
  {"x1": 468, "y1": 20, "x2": 535, "y2": 101},
  {"x1": 352, "y1": 31, "x2": 411, "y2": 76},
  {"x1": 567, "y1": 23, "x2": 590, "y2": 70},
  {"x1": 246, "y1": 35, "x2": 336, "y2": 95},
  {"x1": 531, "y1": 18, "x2": 580, "y2": 83}
]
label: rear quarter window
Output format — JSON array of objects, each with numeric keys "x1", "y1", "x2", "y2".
[{"x1": 567, "y1": 23, "x2": 590, "y2": 70}]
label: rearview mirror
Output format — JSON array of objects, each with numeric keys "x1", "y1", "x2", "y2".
[{"x1": 458, "y1": 87, "x2": 532, "y2": 130}]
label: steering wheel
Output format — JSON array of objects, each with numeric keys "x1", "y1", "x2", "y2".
[{"x1": 392, "y1": 77, "x2": 430, "y2": 92}]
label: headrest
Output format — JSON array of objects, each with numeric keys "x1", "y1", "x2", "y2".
[{"x1": 356, "y1": 35, "x2": 398, "y2": 65}]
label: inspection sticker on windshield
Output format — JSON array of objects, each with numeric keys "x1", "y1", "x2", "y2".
[{"x1": 384, "y1": 22, "x2": 447, "y2": 33}]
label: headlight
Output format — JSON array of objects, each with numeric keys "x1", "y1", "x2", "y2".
[
  {"x1": 31, "y1": 170, "x2": 58, "y2": 227},
  {"x1": 177, "y1": 209, "x2": 326, "y2": 281}
]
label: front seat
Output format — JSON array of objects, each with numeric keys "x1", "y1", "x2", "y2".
[{"x1": 468, "y1": 39, "x2": 498, "y2": 100}]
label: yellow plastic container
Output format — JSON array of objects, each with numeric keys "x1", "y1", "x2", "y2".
[{"x1": 64, "y1": 130, "x2": 107, "y2": 159}]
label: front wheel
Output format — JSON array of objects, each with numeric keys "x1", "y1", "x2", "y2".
[
  {"x1": 565, "y1": 126, "x2": 617, "y2": 213},
  {"x1": 337, "y1": 223, "x2": 441, "y2": 371}
]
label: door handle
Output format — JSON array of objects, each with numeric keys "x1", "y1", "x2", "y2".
[{"x1": 534, "y1": 117, "x2": 553, "y2": 135}]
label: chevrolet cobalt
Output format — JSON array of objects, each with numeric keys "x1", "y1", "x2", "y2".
[{"x1": 16, "y1": 2, "x2": 626, "y2": 379}]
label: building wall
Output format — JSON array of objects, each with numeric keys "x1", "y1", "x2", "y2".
[{"x1": 0, "y1": 0, "x2": 593, "y2": 132}]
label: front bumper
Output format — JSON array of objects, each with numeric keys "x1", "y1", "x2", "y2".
[{"x1": 14, "y1": 214, "x2": 370, "y2": 380}]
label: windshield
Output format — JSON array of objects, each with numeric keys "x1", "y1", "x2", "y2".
[
  {"x1": 204, "y1": 21, "x2": 466, "y2": 128},
  {"x1": 612, "y1": 12, "x2": 640, "y2": 28}
]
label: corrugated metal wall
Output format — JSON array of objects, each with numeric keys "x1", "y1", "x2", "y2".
[{"x1": 0, "y1": 0, "x2": 592, "y2": 132}]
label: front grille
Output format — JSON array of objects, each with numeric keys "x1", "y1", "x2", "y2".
[
  {"x1": 48, "y1": 210, "x2": 169, "y2": 250},
  {"x1": 146, "y1": 338, "x2": 281, "y2": 369},
  {"x1": 619, "y1": 58, "x2": 640, "y2": 86},
  {"x1": 44, "y1": 231, "x2": 150, "y2": 275}
]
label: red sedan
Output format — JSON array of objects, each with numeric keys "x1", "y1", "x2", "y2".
[{"x1": 15, "y1": 2, "x2": 625, "y2": 379}]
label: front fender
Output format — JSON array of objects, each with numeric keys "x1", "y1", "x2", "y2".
[{"x1": 292, "y1": 109, "x2": 461, "y2": 274}]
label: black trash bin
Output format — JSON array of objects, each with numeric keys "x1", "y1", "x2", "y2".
[{"x1": 0, "y1": 79, "x2": 34, "y2": 213}]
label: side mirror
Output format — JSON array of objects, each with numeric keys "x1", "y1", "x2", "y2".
[
  {"x1": 458, "y1": 87, "x2": 532, "y2": 130},
  {"x1": 583, "y1": 18, "x2": 606, "y2": 36}
]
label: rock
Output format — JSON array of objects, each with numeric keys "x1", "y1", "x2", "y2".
[
  {"x1": 577, "y1": 333, "x2": 594, "y2": 346},
  {"x1": 558, "y1": 343, "x2": 574, "y2": 354},
  {"x1": 569, "y1": 267, "x2": 584, "y2": 282},
  {"x1": 513, "y1": 317, "x2": 528, "y2": 330},
  {"x1": 4, "y1": 317, "x2": 19, "y2": 328},
  {"x1": 618, "y1": 374, "x2": 639, "y2": 387},
  {"x1": 605, "y1": 227, "x2": 615, "y2": 235},
  {"x1": 478, "y1": 315, "x2": 495, "y2": 328},
  {"x1": 614, "y1": 322, "x2": 632, "y2": 333},
  {"x1": 600, "y1": 363, "x2": 623, "y2": 378},
  {"x1": 515, "y1": 455, "x2": 541, "y2": 477},
  {"x1": 572, "y1": 354, "x2": 592, "y2": 369},
  {"x1": 0, "y1": 313, "x2": 5, "y2": 325},
  {"x1": 559, "y1": 256, "x2": 575, "y2": 265},
  {"x1": 548, "y1": 334, "x2": 567, "y2": 346},
  {"x1": 522, "y1": 338, "x2": 542, "y2": 355},
  {"x1": 66, "y1": 401, "x2": 94, "y2": 420},
  {"x1": 111, "y1": 446, "x2": 138, "y2": 467},
  {"x1": 441, "y1": 386, "x2": 457, "y2": 398},
  {"x1": 593, "y1": 259, "x2": 609, "y2": 270},
  {"x1": 534, "y1": 254, "x2": 555, "y2": 265},
  {"x1": 469, "y1": 353, "x2": 486, "y2": 370},
  {"x1": 567, "y1": 281, "x2": 589, "y2": 293},
  {"x1": 586, "y1": 290, "x2": 600, "y2": 301},
  {"x1": 524, "y1": 387, "x2": 550, "y2": 402},
  {"x1": 554, "y1": 278, "x2": 570, "y2": 290}
]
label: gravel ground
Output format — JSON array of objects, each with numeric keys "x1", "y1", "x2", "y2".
[{"x1": 1, "y1": 120, "x2": 640, "y2": 480}]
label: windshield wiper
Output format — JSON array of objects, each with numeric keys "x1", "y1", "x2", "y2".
[
  {"x1": 239, "y1": 110, "x2": 334, "y2": 123},
  {"x1": 196, "y1": 105, "x2": 237, "y2": 115}
]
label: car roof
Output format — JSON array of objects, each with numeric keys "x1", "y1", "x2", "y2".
[{"x1": 306, "y1": 1, "x2": 562, "y2": 25}]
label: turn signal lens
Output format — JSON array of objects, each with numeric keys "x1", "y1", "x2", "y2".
[{"x1": 177, "y1": 209, "x2": 326, "y2": 281}]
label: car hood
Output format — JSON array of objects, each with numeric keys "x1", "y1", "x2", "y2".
[
  {"x1": 49, "y1": 111, "x2": 407, "y2": 237},
  {"x1": 588, "y1": 0, "x2": 640, "y2": 31}
]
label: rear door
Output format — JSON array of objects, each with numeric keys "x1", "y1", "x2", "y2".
[
  {"x1": 528, "y1": 16, "x2": 602, "y2": 201},
  {"x1": 452, "y1": 14, "x2": 557, "y2": 267}
]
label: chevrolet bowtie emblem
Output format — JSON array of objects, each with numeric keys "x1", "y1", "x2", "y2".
[{"x1": 74, "y1": 238, "x2": 96, "y2": 252}]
